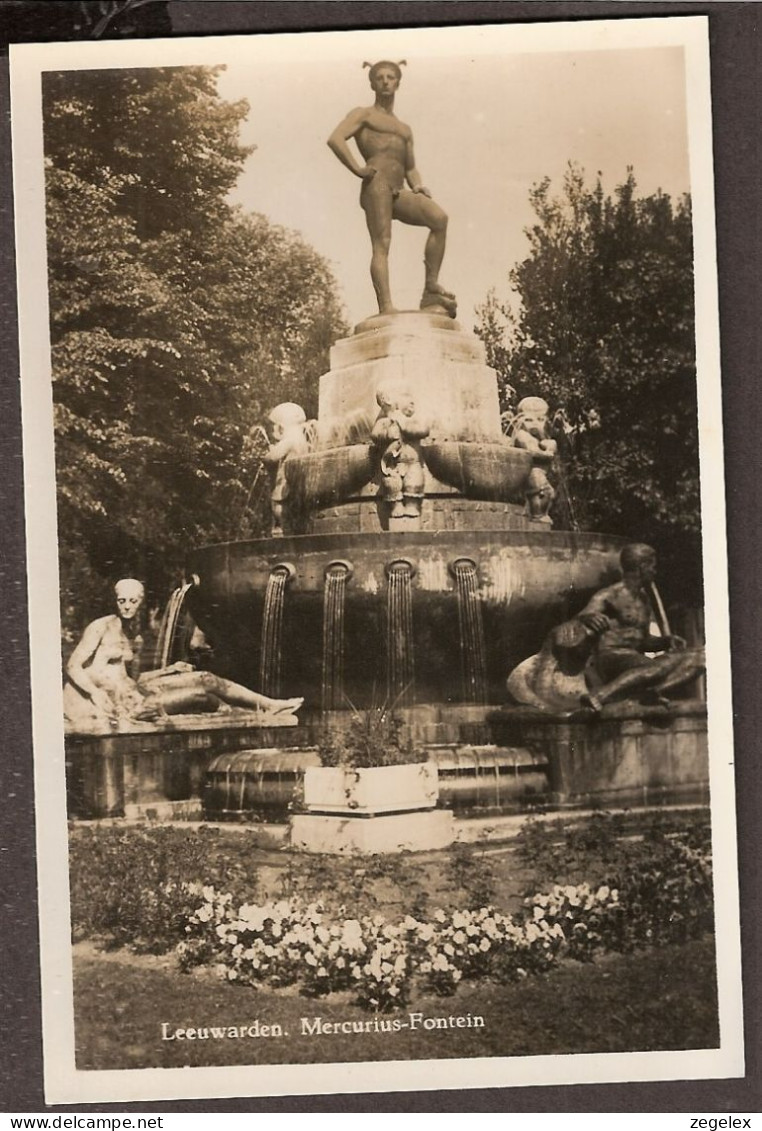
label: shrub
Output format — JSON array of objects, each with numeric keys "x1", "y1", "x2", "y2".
[
  {"x1": 68, "y1": 824, "x2": 262, "y2": 951},
  {"x1": 447, "y1": 843, "x2": 497, "y2": 909},
  {"x1": 69, "y1": 812, "x2": 714, "y2": 989},
  {"x1": 515, "y1": 810, "x2": 713, "y2": 892},
  {"x1": 523, "y1": 836, "x2": 714, "y2": 960},
  {"x1": 601, "y1": 839, "x2": 714, "y2": 951},
  {"x1": 318, "y1": 706, "x2": 427, "y2": 769}
]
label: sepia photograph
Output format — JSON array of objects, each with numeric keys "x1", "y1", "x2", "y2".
[{"x1": 9, "y1": 14, "x2": 743, "y2": 1106}]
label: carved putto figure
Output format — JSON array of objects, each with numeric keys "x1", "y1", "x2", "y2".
[
  {"x1": 371, "y1": 383, "x2": 430, "y2": 523},
  {"x1": 327, "y1": 60, "x2": 456, "y2": 318},
  {"x1": 507, "y1": 544, "x2": 705, "y2": 714},
  {"x1": 64, "y1": 579, "x2": 303, "y2": 734},
  {"x1": 263, "y1": 402, "x2": 309, "y2": 536},
  {"x1": 511, "y1": 396, "x2": 557, "y2": 522}
]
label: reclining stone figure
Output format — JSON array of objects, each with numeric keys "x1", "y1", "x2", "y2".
[
  {"x1": 64, "y1": 579, "x2": 303, "y2": 733},
  {"x1": 507, "y1": 543, "x2": 705, "y2": 714}
]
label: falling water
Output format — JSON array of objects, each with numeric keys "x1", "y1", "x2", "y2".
[
  {"x1": 322, "y1": 562, "x2": 351, "y2": 712},
  {"x1": 259, "y1": 565, "x2": 291, "y2": 697},
  {"x1": 452, "y1": 558, "x2": 487, "y2": 703},
  {"x1": 386, "y1": 560, "x2": 415, "y2": 705},
  {"x1": 154, "y1": 580, "x2": 193, "y2": 668}
]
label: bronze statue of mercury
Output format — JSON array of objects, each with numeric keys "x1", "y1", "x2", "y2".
[{"x1": 327, "y1": 60, "x2": 456, "y2": 318}]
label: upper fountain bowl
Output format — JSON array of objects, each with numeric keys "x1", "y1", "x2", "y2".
[{"x1": 422, "y1": 441, "x2": 538, "y2": 504}]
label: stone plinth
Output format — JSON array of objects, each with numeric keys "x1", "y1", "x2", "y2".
[
  {"x1": 290, "y1": 809, "x2": 455, "y2": 855},
  {"x1": 489, "y1": 700, "x2": 709, "y2": 807},
  {"x1": 65, "y1": 714, "x2": 305, "y2": 820},
  {"x1": 319, "y1": 313, "x2": 502, "y2": 444}
]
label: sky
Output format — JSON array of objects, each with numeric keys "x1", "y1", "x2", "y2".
[{"x1": 212, "y1": 24, "x2": 691, "y2": 331}]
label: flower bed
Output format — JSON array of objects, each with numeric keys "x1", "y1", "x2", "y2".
[
  {"x1": 68, "y1": 812, "x2": 714, "y2": 1011},
  {"x1": 175, "y1": 834, "x2": 712, "y2": 1011},
  {"x1": 177, "y1": 888, "x2": 573, "y2": 1009}
]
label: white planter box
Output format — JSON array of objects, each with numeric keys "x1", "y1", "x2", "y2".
[
  {"x1": 290, "y1": 809, "x2": 455, "y2": 856},
  {"x1": 303, "y1": 762, "x2": 438, "y2": 815}
]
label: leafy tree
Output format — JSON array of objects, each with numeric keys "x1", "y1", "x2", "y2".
[
  {"x1": 43, "y1": 67, "x2": 347, "y2": 636},
  {"x1": 476, "y1": 165, "x2": 701, "y2": 607}
]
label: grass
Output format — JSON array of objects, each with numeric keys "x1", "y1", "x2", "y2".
[
  {"x1": 68, "y1": 808, "x2": 719, "y2": 1070},
  {"x1": 73, "y1": 936, "x2": 719, "y2": 1070}
]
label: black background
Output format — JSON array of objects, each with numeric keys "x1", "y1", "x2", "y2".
[{"x1": 1, "y1": 0, "x2": 759, "y2": 1114}]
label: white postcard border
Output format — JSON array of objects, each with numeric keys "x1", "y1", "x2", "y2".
[{"x1": 10, "y1": 16, "x2": 744, "y2": 1106}]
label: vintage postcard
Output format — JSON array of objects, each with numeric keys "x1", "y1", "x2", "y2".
[{"x1": 10, "y1": 16, "x2": 743, "y2": 1106}]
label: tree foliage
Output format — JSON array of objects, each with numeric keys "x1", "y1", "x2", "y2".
[
  {"x1": 476, "y1": 165, "x2": 701, "y2": 606},
  {"x1": 43, "y1": 67, "x2": 347, "y2": 634}
]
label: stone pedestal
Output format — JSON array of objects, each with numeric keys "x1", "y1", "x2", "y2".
[
  {"x1": 65, "y1": 712, "x2": 300, "y2": 819},
  {"x1": 489, "y1": 700, "x2": 709, "y2": 807},
  {"x1": 318, "y1": 312, "x2": 502, "y2": 445},
  {"x1": 290, "y1": 809, "x2": 455, "y2": 855}
]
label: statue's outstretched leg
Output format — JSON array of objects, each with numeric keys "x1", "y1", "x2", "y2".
[
  {"x1": 649, "y1": 648, "x2": 705, "y2": 695},
  {"x1": 581, "y1": 651, "x2": 699, "y2": 713},
  {"x1": 139, "y1": 670, "x2": 303, "y2": 716},
  {"x1": 195, "y1": 672, "x2": 304, "y2": 714}
]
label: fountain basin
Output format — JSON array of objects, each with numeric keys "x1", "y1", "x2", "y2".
[
  {"x1": 203, "y1": 743, "x2": 548, "y2": 822},
  {"x1": 184, "y1": 528, "x2": 626, "y2": 711}
]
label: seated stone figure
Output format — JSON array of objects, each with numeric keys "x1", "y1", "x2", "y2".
[
  {"x1": 64, "y1": 578, "x2": 303, "y2": 734},
  {"x1": 507, "y1": 543, "x2": 705, "y2": 713}
]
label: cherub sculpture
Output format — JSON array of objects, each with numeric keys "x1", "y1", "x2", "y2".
[
  {"x1": 263, "y1": 402, "x2": 309, "y2": 536},
  {"x1": 510, "y1": 396, "x2": 557, "y2": 522},
  {"x1": 371, "y1": 383, "x2": 430, "y2": 525}
]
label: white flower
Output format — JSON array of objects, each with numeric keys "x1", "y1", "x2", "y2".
[{"x1": 340, "y1": 919, "x2": 364, "y2": 948}]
